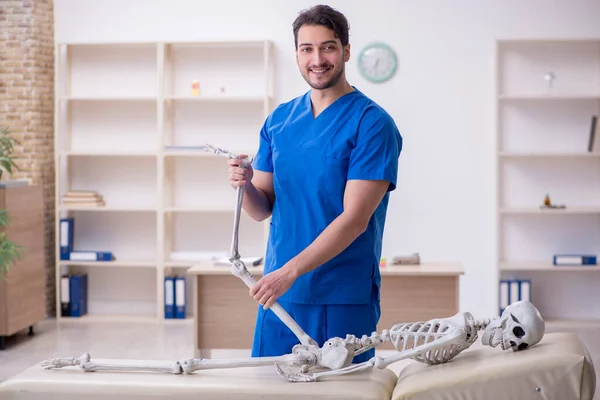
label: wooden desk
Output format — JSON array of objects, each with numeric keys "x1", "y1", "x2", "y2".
[{"x1": 187, "y1": 262, "x2": 464, "y2": 357}]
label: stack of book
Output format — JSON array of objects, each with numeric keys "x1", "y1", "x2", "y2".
[{"x1": 62, "y1": 190, "x2": 105, "y2": 207}]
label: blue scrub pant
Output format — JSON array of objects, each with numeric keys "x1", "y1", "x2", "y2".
[{"x1": 251, "y1": 285, "x2": 381, "y2": 363}]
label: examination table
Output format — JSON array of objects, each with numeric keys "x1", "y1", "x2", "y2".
[{"x1": 0, "y1": 332, "x2": 595, "y2": 400}]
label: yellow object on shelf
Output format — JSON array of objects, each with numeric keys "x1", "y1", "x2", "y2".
[{"x1": 191, "y1": 79, "x2": 200, "y2": 96}]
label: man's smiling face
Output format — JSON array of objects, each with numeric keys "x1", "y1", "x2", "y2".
[{"x1": 296, "y1": 24, "x2": 350, "y2": 90}]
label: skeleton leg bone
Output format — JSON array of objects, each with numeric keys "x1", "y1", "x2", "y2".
[
  {"x1": 41, "y1": 352, "x2": 318, "y2": 376},
  {"x1": 180, "y1": 351, "x2": 316, "y2": 374}
]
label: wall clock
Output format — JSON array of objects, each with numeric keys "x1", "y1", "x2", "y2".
[{"x1": 357, "y1": 42, "x2": 398, "y2": 83}]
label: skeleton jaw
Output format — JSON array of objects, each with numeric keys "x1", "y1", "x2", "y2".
[{"x1": 485, "y1": 327, "x2": 507, "y2": 350}]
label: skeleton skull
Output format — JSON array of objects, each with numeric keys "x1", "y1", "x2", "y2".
[{"x1": 482, "y1": 300, "x2": 545, "y2": 352}]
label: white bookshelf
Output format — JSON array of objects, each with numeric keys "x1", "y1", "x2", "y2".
[
  {"x1": 54, "y1": 40, "x2": 274, "y2": 322},
  {"x1": 495, "y1": 39, "x2": 600, "y2": 323}
]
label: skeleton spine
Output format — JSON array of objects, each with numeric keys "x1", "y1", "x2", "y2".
[
  {"x1": 471, "y1": 317, "x2": 500, "y2": 332},
  {"x1": 344, "y1": 329, "x2": 392, "y2": 350}
]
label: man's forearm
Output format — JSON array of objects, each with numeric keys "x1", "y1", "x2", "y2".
[
  {"x1": 241, "y1": 182, "x2": 272, "y2": 221},
  {"x1": 286, "y1": 212, "x2": 366, "y2": 277}
]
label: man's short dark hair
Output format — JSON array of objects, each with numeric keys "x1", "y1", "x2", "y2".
[{"x1": 292, "y1": 5, "x2": 350, "y2": 49}]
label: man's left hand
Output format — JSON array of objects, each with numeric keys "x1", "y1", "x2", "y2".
[{"x1": 250, "y1": 264, "x2": 298, "y2": 309}]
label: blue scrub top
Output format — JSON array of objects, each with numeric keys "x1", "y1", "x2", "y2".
[{"x1": 252, "y1": 87, "x2": 402, "y2": 305}]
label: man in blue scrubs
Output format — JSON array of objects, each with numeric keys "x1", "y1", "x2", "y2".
[{"x1": 227, "y1": 5, "x2": 402, "y2": 363}]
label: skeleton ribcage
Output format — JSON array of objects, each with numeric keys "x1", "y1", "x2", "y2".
[{"x1": 388, "y1": 321, "x2": 467, "y2": 364}]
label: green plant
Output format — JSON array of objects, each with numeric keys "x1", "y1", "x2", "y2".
[
  {"x1": 0, "y1": 209, "x2": 23, "y2": 278},
  {"x1": 0, "y1": 127, "x2": 23, "y2": 278},
  {"x1": 0, "y1": 127, "x2": 20, "y2": 181}
]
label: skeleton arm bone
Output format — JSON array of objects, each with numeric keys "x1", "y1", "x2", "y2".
[
  {"x1": 228, "y1": 170, "x2": 318, "y2": 348},
  {"x1": 231, "y1": 258, "x2": 317, "y2": 348}
]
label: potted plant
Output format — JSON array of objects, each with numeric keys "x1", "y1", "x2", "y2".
[{"x1": 0, "y1": 127, "x2": 23, "y2": 279}]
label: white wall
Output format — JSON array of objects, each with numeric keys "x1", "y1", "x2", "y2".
[{"x1": 53, "y1": 0, "x2": 600, "y2": 318}]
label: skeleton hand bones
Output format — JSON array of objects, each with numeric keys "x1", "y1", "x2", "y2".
[{"x1": 40, "y1": 143, "x2": 546, "y2": 382}]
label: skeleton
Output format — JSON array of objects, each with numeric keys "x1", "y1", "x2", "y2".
[{"x1": 40, "y1": 144, "x2": 546, "y2": 382}]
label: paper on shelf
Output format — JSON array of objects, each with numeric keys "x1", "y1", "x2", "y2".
[
  {"x1": 169, "y1": 251, "x2": 228, "y2": 261},
  {"x1": 214, "y1": 256, "x2": 263, "y2": 267}
]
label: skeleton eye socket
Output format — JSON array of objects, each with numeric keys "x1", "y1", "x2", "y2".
[
  {"x1": 510, "y1": 313, "x2": 520, "y2": 323},
  {"x1": 513, "y1": 326, "x2": 525, "y2": 338}
]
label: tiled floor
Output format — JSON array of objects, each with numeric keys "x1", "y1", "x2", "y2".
[
  {"x1": 0, "y1": 318, "x2": 598, "y2": 399},
  {"x1": 0, "y1": 318, "x2": 196, "y2": 383}
]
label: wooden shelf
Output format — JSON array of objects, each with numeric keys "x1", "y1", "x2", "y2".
[
  {"x1": 59, "y1": 260, "x2": 157, "y2": 268},
  {"x1": 164, "y1": 206, "x2": 235, "y2": 213},
  {"x1": 54, "y1": 40, "x2": 274, "y2": 322},
  {"x1": 495, "y1": 38, "x2": 600, "y2": 321},
  {"x1": 60, "y1": 96, "x2": 157, "y2": 101},
  {"x1": 61, "y1": 151, "x2": 157, "y2": 157},
  {"x1": 545, "y1": 318, "x2": 600, "y2": 328},
  {"x1": 167, "y1": 40, "x2": 268, "y2": 48},
  {"x1": 60, "y1": 206, "x2": 157, "y2": 212},
  {"x1": 57, "y1": 313, "x2": 193, "y2": 324},
  {"x1": 57, "y1": 314, "x2": 158, "y2": 323},
  {"x1": 499, "y1": 207, "x2": 600, "y2": 215},
  {"x1": 498, "y1": 94, "x2": 600, "y2": 100},
  {"x1": 499, "y1": 152, "x2": 600, "y2": 158},
  {"x1": 500, "y1": 261, "x2": 600, "y2": 272},
  {"x1": 165, "y1": 95, "x2": 269, "y2": 102}
]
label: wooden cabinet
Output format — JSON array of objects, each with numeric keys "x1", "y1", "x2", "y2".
[
  {"x1": 188, "y1": 262, "x2": 463, "y2": 356},
  {"x1": 0, "y1": 185, "x2": 45, "y2": 349}
]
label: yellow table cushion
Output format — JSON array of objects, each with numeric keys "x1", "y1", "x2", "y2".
[
  {"x1": 0, "y1": 358, "x2": 398, "y2": 400},
  {"x1": 389, "y1": 332, "x2": 596, "y2": 400}
]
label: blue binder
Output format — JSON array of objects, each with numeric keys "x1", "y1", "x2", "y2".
[
  {"x1": 553, "y1": 254, "x2": 597, "y2": 266},
  {"x1": 59, "y1": 218, "x2": 74, "y2": 260},
  {"x1": 69, "y1": 251, "x2": 113, "y2": 261},
  {"x1": 175, "y1": 276, "x2": 186, "y2": 319},
  {"x1": 499, "y1": 278, "x2": 532, "y2": 315},
  {"x1": 164, "y1": 276, "x2": 175, "y2": 319},
  {"x1": 69, "y1": 273, "x2": 88, "y2": 317}
]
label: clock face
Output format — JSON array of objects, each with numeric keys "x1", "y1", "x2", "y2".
[{"x1": 357, "y1": 42, "x2": 398, "y2": 83}]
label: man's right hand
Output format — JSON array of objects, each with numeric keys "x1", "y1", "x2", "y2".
[{"x1": 228, "y1": 155, "x2": 253, "y2": 188}]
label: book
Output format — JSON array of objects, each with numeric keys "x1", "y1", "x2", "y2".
[
  {"x1": 588, "y1": 115, "x2": 599, "y2": 152},
  {"x1": 62, "y1": 190, "x2": 105, "y2": 207}
]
